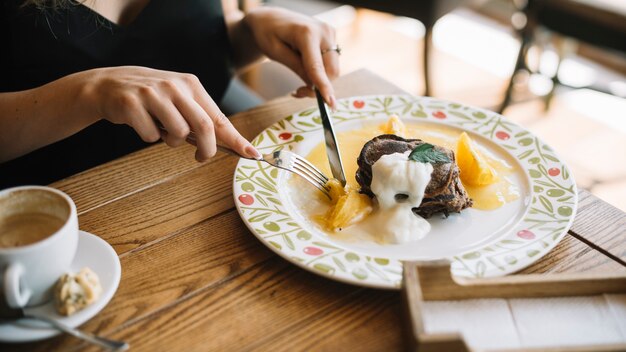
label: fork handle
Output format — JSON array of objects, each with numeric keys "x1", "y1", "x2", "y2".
[
  {"x1": 154, "y1": 122, "x2": 257, "y2": 160},
  {"x1": 24, "y1": 314, "x2": 129, "y2": 351}
]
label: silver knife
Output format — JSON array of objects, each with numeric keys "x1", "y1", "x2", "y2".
[{"x1": 315, "y1": 88, "x2": 347, "y2": 186}]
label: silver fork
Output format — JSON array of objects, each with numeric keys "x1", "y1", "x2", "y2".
[
  {"x1": 155, "y1": 124, "x2": 331, "y2": 198},
  {"x1": 235, "y1": 148, "x2": 331, "y2": 198}
]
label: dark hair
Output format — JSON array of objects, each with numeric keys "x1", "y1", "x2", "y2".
[{"x1": 23, "y1": 0, "x2": 71, "y2": 10}]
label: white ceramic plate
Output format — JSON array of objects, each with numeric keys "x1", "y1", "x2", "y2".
[
  {"x1": 233, "y1": 95, "x2": 577, "y2": 289},
  {"x1": 0, "y1": 231, "x2": 121, "y2": 342}
]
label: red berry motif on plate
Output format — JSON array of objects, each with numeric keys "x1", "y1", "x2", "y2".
[
  {"x1": 238, "y1": 194, "x2": 254, "y2": 205},
  {"x1": 353, "y1": 100, "x2": 365, "y2": 109},
  {"x1": 517, "y1": 230, "x2": 535, "y2": 240},
  {"x1": 548, "y1": 168, "x2": 560, "y2": 177},
  {"x1": 278, "y1": 132, "x2": 292, "y2": 140},
  {"x1": 303, "y1": 247, "x2": 323, "y2": 256},
  {"x1": 432, "y1": 111, "x2": 446, "y2": 119},
  {"x1": 496, "y1": 131, "x2": 510, "y2": 140}
]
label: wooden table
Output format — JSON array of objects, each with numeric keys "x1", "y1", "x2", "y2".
[{"x1": 6, "y1": 69, "x2": 625, "y2": 351}]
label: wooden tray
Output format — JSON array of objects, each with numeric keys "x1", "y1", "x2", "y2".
[{"x1": 402, "y1": 260, "x2": 626, "y2": 352}]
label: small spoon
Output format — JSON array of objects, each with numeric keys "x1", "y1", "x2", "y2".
[{"x1": 0, "y1": 293, "x2": 128, "y2": 351}]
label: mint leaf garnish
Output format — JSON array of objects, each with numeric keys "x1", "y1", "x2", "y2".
[{"x1": 408, "y1": 143, "x2": 451, "y2": 164}]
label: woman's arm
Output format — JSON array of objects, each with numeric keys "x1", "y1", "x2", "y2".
[
  {"x1": 222, "y1": 0, "x2": 263, "y2": 69},
  {"x1": 222, "y1": 2, "x2": 340, "y2": 109},
  {"x1": 0, "y1": 71, "x2": 101, "y2": 163},
  {"x1": 0, "y1": 66, "x2": 260, "y2": 163}
]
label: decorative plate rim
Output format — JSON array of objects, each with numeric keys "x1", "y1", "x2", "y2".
[{"x1": 233, "y1": 94, "x2": 578, "y2": 290}]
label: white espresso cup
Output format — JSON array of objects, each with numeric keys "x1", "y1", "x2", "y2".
[{"x1": 0, "y1": 186, "x2": 78, "y2": 308}]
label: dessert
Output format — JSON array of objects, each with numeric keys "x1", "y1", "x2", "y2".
[
  {"x1": 301, "y1": 115, "x2": 521, "y2": 244},
  {"x1": 54, "y1": 267, "x2": 102, "y2": 316},
  {"x1": 356, "y1": 134, "x2": 472, "y2": 218}
]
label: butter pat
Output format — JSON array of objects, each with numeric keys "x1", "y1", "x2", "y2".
[{"x1": 54, "y1": 267, "x2": 102, "y2": 316}]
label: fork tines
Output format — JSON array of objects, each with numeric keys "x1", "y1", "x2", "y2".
[{"x1": 292, "y1": 156, "x2": 331, "y2": 198}]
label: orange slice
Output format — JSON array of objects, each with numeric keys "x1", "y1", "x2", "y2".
[{"x1": 456, "y1": 132, "x2": 498, "y2": 186}]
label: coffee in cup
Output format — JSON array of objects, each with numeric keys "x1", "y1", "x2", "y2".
[{"x1": 0, "y1": 186, "x2": 78, "y2": 308}]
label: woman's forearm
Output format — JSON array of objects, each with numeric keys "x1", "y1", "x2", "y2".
[
  {"x1": 222, "y1": 0, "x2": 264, "y2": 70},
  {"x1": 0, "y1": 70, "x2": 100, "y2": 162}
]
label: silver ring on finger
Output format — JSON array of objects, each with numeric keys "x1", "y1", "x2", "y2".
[{"x1": 321, "y1": 44, "x2": 342, "y2": 56}]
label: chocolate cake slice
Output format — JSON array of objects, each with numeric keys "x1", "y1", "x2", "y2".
[{"x1": 355, "y1": 134, "x2": 472, "y2": 218}]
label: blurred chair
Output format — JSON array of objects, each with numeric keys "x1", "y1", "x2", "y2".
[
  {"x1": 498, "y1": 0, "x2": 626, "y2": 113},
  {"x1": 334, "y1": 0, "x2": 464, "y2": 97}
]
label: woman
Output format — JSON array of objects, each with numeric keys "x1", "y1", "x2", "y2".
[{"x1": 0, "y1": 0, "x2": 339, "y2": 187}]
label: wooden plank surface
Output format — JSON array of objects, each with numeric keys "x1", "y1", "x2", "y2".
[
  {"x1": 3, "y1": 69, "x2": 625, "y2": 352},
  {"x1": 568, "y1": 189, "x2": 626, "y2": 264}
]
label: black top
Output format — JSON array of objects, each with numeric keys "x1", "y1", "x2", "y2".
[{"x1": 0, "y1": 0, "x2": 233, "y2": 188}]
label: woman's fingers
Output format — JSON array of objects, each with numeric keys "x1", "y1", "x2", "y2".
[
  {"x1": 126, "y1": 99, "x2": 161, "y2": 143},
  {"x1": 170, "y1": 92, "x2": 218, "y2": 161},
  {"x1": 321, "y1": 42, "x2": 340, "y2": 81},
  {"x1": 297, "y1": 31, "x2": 336, "y2": 109},
  {"x1": 292, "y1": 86, "x2": 314, "y2": 98},
  {"x1": 268, "y1": 41, "x2": 310, "y2": 86},
  {"x1": 142, "y1": 84, "x2": 190, "y2": 148},
  {"x1": 189, "y1": 78, "x2": 260, "y2": 160}
]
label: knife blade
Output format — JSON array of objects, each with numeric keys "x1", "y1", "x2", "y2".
[{"x1": 315, "y1": 88, "x2": 347, "y2": 187}]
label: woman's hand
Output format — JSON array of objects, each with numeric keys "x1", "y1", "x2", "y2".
[
  {"x1": 83, "y1": 66, "x2": 260, "y2": 161},
  {"x1": 243, "y1": 7, "x2": 340, "y2": 109}
]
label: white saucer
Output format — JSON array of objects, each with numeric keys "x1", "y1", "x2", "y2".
[{"x1": 0, "y1": 231, "x2": 121, "y2": 343}]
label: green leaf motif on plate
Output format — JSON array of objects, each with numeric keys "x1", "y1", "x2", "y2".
[
  {"x1": 284, "y1": 235, "x2": 295, "y2": 250},
  {"x1": 518, "y1": 138, "x2": 533, "y2": 146},
  {"x1": 345, "y1": 252, "x2": 360, "y2": 263},
  {"x1": 514, "y1": 131, "x2": 529, "y2": 138},
  {"x1": 297, "y1": 231, "x2": 312, "y2": 241},
  {"x1": 297, "y1": 121, "x2": 315, "y2": 128},
  {"x1": 547, "y1": 189, "x2": 565, "y2": 197},
  {"x1": 538, "y1": 195, "x2": 554, "y2": 213},
  {"x1": 267, "y1": 197, "x2": 282, "y2": 205},
  {"x1": 312, "y1": 241, "x2": 340, "y2": 249},
  {"x1": 527, "y1": 249, "x2": 540, "y2": 257},
  {"x1": 365, "y1": 262, "x2": 389, "y2": 281},
  {"x1": 411, "y1": 110, "x2": 427, "y2": 118},
  {"x1": 267, "y1": 130, "x2": 278, "y2": 144},
  {"x1": 352, "y1": 268, "x2": 368, "y2": 280},
  {"x1": 462, "y1": 251, "x2": 481, "y2": 260},
  {"x1": 504, "y1": 255, "x2": 517, "y2": 265},
  {"x1": 313, "y1": 263, "x2": 335, "y2": 275},
  {"x1": 517, "y1": 150, "x2": 533, "y2": 160},
  {"x1": 253, "y1": 133, "x2": 264, "y2": 146},
  {"x1": 299, "y1": 108, "x2": 316, "y2": 116},
  {"x1": 374, "y1": 258, "x2": 389, "y2": 266},
  {"x1": 249, "y1": 213, "x2": 271, "y2": 223},
  {"x1": 448, "y1": 111, "x2": 472, "y2": 120},
  {"x1": 333, "y1": 257, "x2": 347, "y2": 272},
  {"x1": 269, "y1": 241, "x2": 281, "y2": 250},
  {"x1": 255, "y1": 177, "x2": 277, "y2": 193},
  {"x1": 241, "y1": 182, "x2": 255, "y2": 192},
  {"x1": 263, "y1": 222, "x2": 280, "y2": 232},
  {"x1": 558, "y1": 206, "x2": 573, "y2": 216},
  {"x1": 472, "y1": 111, "x2": 487, "y2": 119},
  {"x1": 476, "y1": 261, "x2": 486, "y2": 277}
]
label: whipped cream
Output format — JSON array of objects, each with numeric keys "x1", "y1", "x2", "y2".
[{"x1": 369, "y1": 151, "x2": 433, "y2": 244}]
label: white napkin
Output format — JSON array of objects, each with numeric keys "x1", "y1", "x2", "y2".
[
  {"x1": 422, "y1": 299, "x2": 521, "y2": 350},
  {"x1": 422, "y1": 294, "x2": 626, "y2": 351}
]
